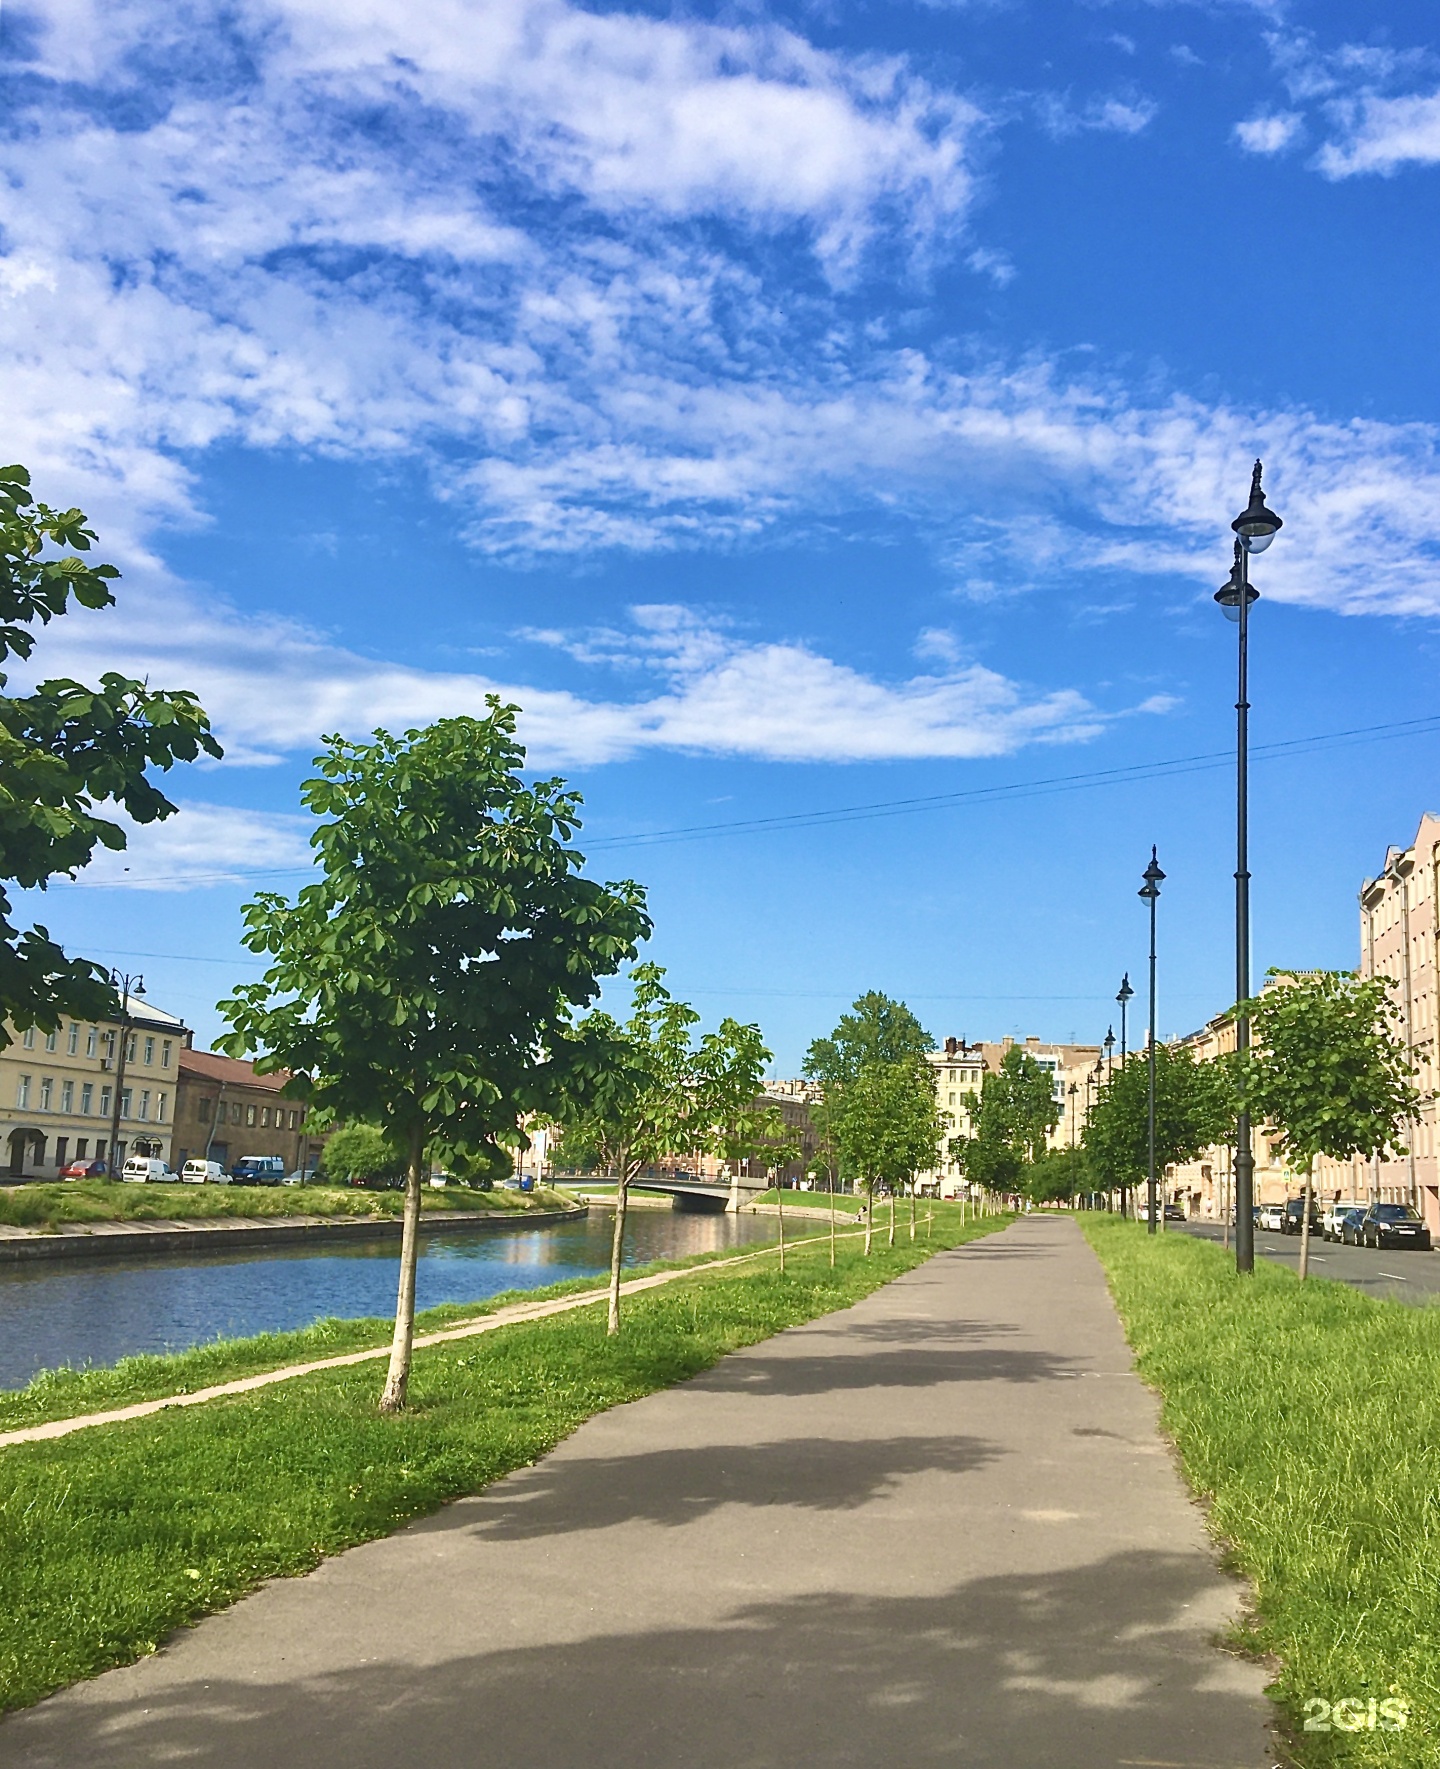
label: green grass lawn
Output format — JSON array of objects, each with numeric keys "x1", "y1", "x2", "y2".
[
  {"x1": 1083, "y1": 1216, "x2": 1440, "y2": 1766},
  {"x1": 0, "y1": 1204, "x2": 1007, "y2": 1712},
  {"x1": 0, "y1": 1179, "x2": 572, "y2": 1232}
]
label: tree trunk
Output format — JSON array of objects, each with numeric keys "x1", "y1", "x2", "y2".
[
  {"x1": 887, "y1": 1191, "x2": 896, "y2": 1248},
  {"x1": 776, "y1": 1176, "x2": 786, "y2": 1276},
  {"x1": 863, "y1": 1183, "x2": 872, "y2": 1255},
  {"x1": 379, "y1": 1122, "x2": 426, "y2": 1414},
  {"x1": 607, "y1": 1163, "x2": 632, "y2": 1335},
  {"x1": 1298, "y1": 1168, "x2": 1315, "y2": 1282},
  {"x1": 828, "y1": 1175, "x2": 836, "y2": 1269},
  {"x1": 909, "y1": 1187, "x2": 916, "y2": 1242}
]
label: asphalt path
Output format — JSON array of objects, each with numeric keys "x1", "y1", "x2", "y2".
[
  {"x1": 0, "y1": 1217, "x2": 1276, "y2": 1769},
  {"x1": 1179, "y1": 1221, "x2": 1440, "y2": 1304}
]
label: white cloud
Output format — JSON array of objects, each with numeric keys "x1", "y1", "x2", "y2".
[
  {"x1": 1035, "y1": 91, "x2": 1158, "y2": 140},
  {"x1": 1234, "y1": 112, "x2": 1303, "y2": 155},
  {"x1": 68, "y1": 803, "x2": 316, "y2": 891},
  {"x1": 1317, "y1": 91, "x2": 1440, "y2": 177},
  {"x1": 25, "y1": 590, "x2": 1119, "y2": 769}
]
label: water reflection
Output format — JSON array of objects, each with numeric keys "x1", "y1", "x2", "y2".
[{"x1": 0, "y1": 1208, "x2": 774, "y2": 1389}]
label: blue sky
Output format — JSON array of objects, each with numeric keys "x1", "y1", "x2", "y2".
[{"x1": 4, "y1": 0, "x2": 1440, "y2": 1069}]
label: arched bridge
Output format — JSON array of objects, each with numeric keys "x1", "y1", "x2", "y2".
[{"x1": 636, "y1": 1174, "x2": 771, "y2": 1213}]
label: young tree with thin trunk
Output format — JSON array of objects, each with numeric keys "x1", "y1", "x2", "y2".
[
  {"x1": 954, "y1": 1047, "x2": 1059, "y2": 1203},
  {"x1": 1236, "y1": 970, "x2": 1428, "y2": 1280},
  {"x1": 1082, "y1": 1044, "x2": 1230, "y2": 1222},
  {"x1": 830, "y1": 1057, "x2": 944, "y2": 1252},
  {"x1": 559, "y1": 967, "x2": 771, "y2": 1329},
  {"x1": 218, "y1": 706, "x2": 649, "y2": 1411}
]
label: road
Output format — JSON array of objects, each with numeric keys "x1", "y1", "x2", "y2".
[
  {"x1": 1179, "y1": 1220, "x2": 1440, "y2": 1303},
  {"x1": 0, "y1": 1217, "x2": 1275, "y2": 1769}
]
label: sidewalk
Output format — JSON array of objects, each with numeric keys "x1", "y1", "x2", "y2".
[{"x1": 0, "y1": 1216, "x2": 1276, "y2": 1769}]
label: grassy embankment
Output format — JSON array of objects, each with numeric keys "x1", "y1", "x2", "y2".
[
  {"x1": 0, "y1": 1179, "x2": 572, "y2": 1233},
  {"x1": 1083, "y1": 1215, "x2": 1440, "y2": 1767},
  {"x1": 0, "y1": 1203, "x2": 1008, "y2": 1712}
]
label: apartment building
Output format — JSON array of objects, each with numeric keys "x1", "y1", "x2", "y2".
[
  {"x1": 0, "y1": 1001, "x2": 192, "y2": 1177},
  {"x1": 1310, "y1": 813, "x2": 1440, "y2": 1228},
  {"x1": 172, "y1": 1049, "x2": 319, "y2": 1175}
]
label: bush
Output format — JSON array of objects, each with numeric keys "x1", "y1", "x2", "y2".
[{"x1": 318, "y1": 1124, "x2": 403, "y2": 1183}]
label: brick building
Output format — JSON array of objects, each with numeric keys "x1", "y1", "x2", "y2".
[{"x1": 173, "y1": 1049, "x2": 320, "y2": 1175}]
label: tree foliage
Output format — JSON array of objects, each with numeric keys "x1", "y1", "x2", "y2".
[
  {"x1": 559, "y1": 963, "x2": 771, "y2": 1330},
  {"x1": 1023, "y1": 1146, "x2": 1092, "y2": 1204},
  {"x1": 804, "y1": 990, "x2": 934, "y2": 1086},
  {"x1": 1237, "y1": 969, "x2": 1428, "y2": 1175},
  {"x1": 218, "y1": 706, "x2": 650, "y2": 1407},
  {"x1": 1082, "y1": 1045, "x2": 1231, "y2": 1196},
  {"x1": 955, "y1": 1047, "x2": 1060, "y2": 1193},
  {"x1": 319, "y1": 1123, "x2": 402, "y2": 1182},
  {"x1": 830, "y1": 1057, "x2": 944, "y2": 1196},
  {"x1": 0, "y1": 465, "x2": 221, "y2": 1036}
]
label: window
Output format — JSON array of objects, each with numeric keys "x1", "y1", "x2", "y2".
[
  {"x1": 60, "y1": 1080, "x2": 73, "y2": 1113},
  {"x1": 86, "y1": 1027, "x2": 97, "y2": 1058},
  {"x1": 162, "y1": 1040, "x2": 172, "y2": 1068},
  {"x1": 157, "y1": 1092, "x2": 167, "y2": 1122},
  {"x1": 55, "y1": 1137, "x2": 68, "y2": 1167},
  {"x1": 246, "y1": 1104, "x2": 257, "y2": 1127},
  {"x1": 197, "y1": 1096, "x2": 212, "y2": 1123},
  {"x1": 261, "y1": 1106, "x2": 271, "y2": 1128},
  {"x1": 125, "y1": 1034, "x2": 136, "y2": 1062},
  {"x1": 120, "y1": 1088, "x2": 132, "y2": 1119},
  {"x1": 143, "y1": 1036, "x2": 155, "y2": 1065},
  {"x1": 21, "y1": 1028, "x2": 34, "y2": 1050},
  {"x1": 44, "y1": 1029, "x2": 57, "y2": 1053},
  {"x1": 81, "y1": 1083, "x2": 93, "y2": 1115},
  {"x1": 67, "y1": 1023, "x2": 78, "y2": 1055},
  {"x1": 138, "y1": 1090, "x2": 151, "y2": 1121},
  {"x1": 96, "y1": 1138, "x2": 107, "y2": 1162},
  {"x1": 39, "y1": 1077, "x2": 52, "y2": 1110},
  {"x1": 290, "y1": 1110, "x2": 300, "y2": 1130},
  {"x1": 948, "y1": 1092, "x2": 956, "y2": 1106},
  {"x1": 16, "y1": 1075, "x2": 30, "y2": 1108},
  {"x1": 76, "y1": 1138, "x2": 88, "y2": 1159},
  {"x1": 231, "y1": 1101, "x2": 241, "y2": 1124}
]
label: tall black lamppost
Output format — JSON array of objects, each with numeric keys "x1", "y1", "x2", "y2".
[
  {"x1": 1103, "y1": 1025, "x2": 1116, "y2": 1079},
  {"x1": 1116, "y1": 975, "x2": 1133, "y2": 1066},
  {"x1": 1139, "y1": 850, "x2": 1164, "y2": 1235},
  {"x1": 105, "y1": 971, "x2": 145, "y2": 1179},
  {"x1": 1216, "y1": 461, "x2": 1283, "y2": 1275}
]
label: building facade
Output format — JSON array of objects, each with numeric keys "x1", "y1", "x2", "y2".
[
  {"x1": 0, "y1": 1001, "x2": 192, "y2": 1178},
  {"x1": 172, "y1": 1049, "x2": 319, "y2": 1175},
  {"x1": 1311, "y1": 813, "x2": 1440, "y2": 1229},
  {"x1": 1169, "y1": 1011, "x2": 1293, "y2": 1218}
]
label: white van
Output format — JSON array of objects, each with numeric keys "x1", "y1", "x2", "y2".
[
  {"x1": 121, "y1": 1156, "x2": 172, "y2": 1184},
  {"x1": 181, "y1": 1159, "x2": 227, "y2": 1185}
]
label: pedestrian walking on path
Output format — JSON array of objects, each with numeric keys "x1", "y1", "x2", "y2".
[{"x1": 0, "y1": 1217, "x2": 1275, "y2": 1769}]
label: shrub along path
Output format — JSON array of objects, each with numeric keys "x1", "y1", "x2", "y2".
[{"x1": 0, "y1": 1216, "x2": 1274, "y2": 1766}]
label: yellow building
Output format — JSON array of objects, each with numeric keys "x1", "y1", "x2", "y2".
[
  {"x1": 1312, "y1": 813, "x2": 1440, "y2": 1228},
  {"x1": 0, "y1": 1001, "x2": 192, "y2": 1178}
]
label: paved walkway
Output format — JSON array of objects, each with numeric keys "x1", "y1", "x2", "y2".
[{"x1": 0, "y1": 1217, "x2": 1276, "y2": 1769}]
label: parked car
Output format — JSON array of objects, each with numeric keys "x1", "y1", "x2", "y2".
[
  {"x1": 281, "y1": 1168, "x2": 318, "y2": 1186},
  {"x1": 231, "y1": 1155, "x2": 285, "y2": 1187},
  {"x1": 1257, "y1": 1203, "x2": 1287, "y2": 1232},
  {"x1": 1322, "y1": 1199, "x2": 1366, "y2": 1241},
  {"x1": 1359, "y1": 1203, "x2": 1433, "y2": 1251},
  {"x1": 180, "y1": 1159, "x2": 227, "y2": 1184},
  {"x1": 60, "y1": 1159, "x2": 107, "y2": 1180},
  {"x1": 1282, "y1": 1196, "x2": 1321, "y2": 1235},
  {"x1": 1336, "y1": 1207, "x2": 1367, "y2": 1245},
  {"x1": 121, "y1": 1156, "x2": 173, "y2": 1183},
  {"x1": 1162, "y1": 1203, "x2": 1185, "y2": 1222}
]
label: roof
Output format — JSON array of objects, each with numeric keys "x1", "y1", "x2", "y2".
[
  {"x1": 125, "y1": 1000, "x2": 190, "y2": 1034},
  {"x1": 178, "y1": 1048, "x2": 291, "y2": 1092}
]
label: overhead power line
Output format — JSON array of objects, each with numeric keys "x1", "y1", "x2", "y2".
[{"x1": 56, "y1": 710, "x2": 1440, "y2": 888}]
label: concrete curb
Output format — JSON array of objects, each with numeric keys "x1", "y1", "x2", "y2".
[{"x1": 0, "y1": 1205, "x2": 586, "y2": 1264}]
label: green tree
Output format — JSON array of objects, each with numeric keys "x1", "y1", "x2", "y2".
[
  {"x1": 1082, "y1": 1044, "x2": 1231, "y2": 1221},
  {"x1": 1023, "y1": 1146, "x2": 1092, "y2": 1206},
  {"x1": 805, "y1": 991, "x2": 934, "y2": 1085},
  {"x1": 955, "y1": 1048, "x2": 1060, "y2": 1198},
  {"x1": 1237, "y1": 969, "x2": 1429, "y2": 1279},
  {"x1": 560, "y1": 965, "x2": 771, "y2": 1330},
  {"x1": 0, "y1": 465, "x2": 221, "y2": 1036},
  {"x1": 831, "y1": 1057, "x2": 944, "y2": 1251},
  {"x1": 319, "y1": 1123, "x2": 402, "y2": 1184},
  {"x1": 218, "y1": 706, "x2": 650, "y2": 1411}
]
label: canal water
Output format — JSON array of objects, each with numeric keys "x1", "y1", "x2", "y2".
[{"x1": 0, "y1": 1207, "x2": 776, "y2": 1390}]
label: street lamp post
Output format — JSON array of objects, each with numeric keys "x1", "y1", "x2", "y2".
[
  {"x1": 1139, "y1": 850, "x2": 1164, "y2": 1235},
  {"x1": 1116, "y1": 976, "x2": 1133, "y2": 1067},
  {"x1": 1103, "y1": 1025, "x2": 1116, "y2": 1080},
  {"x1": 1216, "y1": 460, "x2": 1283, "y2": 1275},
  {"x1": 105, "y1": 971, "x2": 145, "y2": 1179}
]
